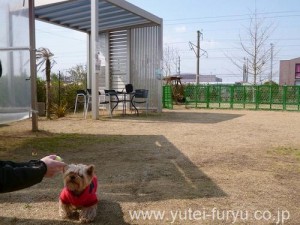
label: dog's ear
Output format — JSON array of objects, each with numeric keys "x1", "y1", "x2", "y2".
[{"x1": 86, "y1": 164, "x2": 95, "y2": 176}]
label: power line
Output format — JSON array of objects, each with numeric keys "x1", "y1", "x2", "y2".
[
  {"x1": 164, "y1": 10, "x2": 300, "y2": 25},
  {"x1": 164, "y1": 10, "x2": 300, "y2": 22},
  {"x1": 36, "y1": 28, "x2": 86, "y2": 42}
]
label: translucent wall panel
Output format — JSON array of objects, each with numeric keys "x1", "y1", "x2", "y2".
[
  {"x1": 109, "y1": 30, "x2": 128, "y2": 91},
  {"x1": 97, "y1": 33, "x2": 108, "y2": 91},
  {"x1": 0, "y1": 0, "x2": 31, "y2": 124},
  {"x1": 130, "y1": 26, "x2": 162, "y2": 110}
]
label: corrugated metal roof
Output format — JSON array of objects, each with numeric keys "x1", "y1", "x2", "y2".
[{"x1": 35, "y1": 0, "x2": 162, "y2": 33}]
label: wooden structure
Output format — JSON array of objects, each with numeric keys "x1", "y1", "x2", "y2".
[{"x1": 163, "y1": 76, "x2": 185, "y2": 103}]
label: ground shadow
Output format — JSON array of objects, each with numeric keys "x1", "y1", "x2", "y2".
[
  {"x1": 0, "y1": 132, "x2": 226, "y2": 223},
  {"x1": 96, "y1": 134, "x2": 226, "y2": 202},
  {"x1": 0, "y1": 200, "x2": 130, "y2": 225},
  {"x1": 113, "y1": 111, "x2": 244, "y2": 124},
  {"x1": 0, "y1": 133, "x2": 226, "y2": 203}
]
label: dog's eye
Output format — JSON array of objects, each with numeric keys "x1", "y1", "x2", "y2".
[{"x1": 79, "y1": 174, "x2": 84, "y2": 178}]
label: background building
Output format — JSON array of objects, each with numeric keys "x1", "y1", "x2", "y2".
[
  {"x1": 178, "y1": 73, "x2": 222, "y2": 84},
  {"x1": 279, "y1": 57, "x2": 300, "y2": 85}
]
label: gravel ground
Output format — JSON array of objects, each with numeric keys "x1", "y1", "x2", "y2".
[{"x1": 0, "y1": 108, "x2": 299, "y2": 225}]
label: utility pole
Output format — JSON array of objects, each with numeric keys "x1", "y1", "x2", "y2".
[
  {"x1": 189, "y1": 30, "x2": 207, "y2": 84},
  {"x1": 177, "y1": 56, "x2": 181, "y2": 75},
  {"x1": 196, "y1": 30, "x2": 200, "y2": 84},
  {"x1": 270, "y1": 43, "x2": 274, "y2": 82}
]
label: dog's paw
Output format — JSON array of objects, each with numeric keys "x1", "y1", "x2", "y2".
[
  {"x1": 79, "y1": 205, "x2": 97, "y2": 223},
  {"x1": 79, "y1": 217, "x2": 93, "y2": 223}
]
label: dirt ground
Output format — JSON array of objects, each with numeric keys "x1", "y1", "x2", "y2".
[{"x1": 0, "y1": 108, "x2": 299, "y2": 225}]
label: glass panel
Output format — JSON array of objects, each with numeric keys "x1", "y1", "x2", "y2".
[
  {"x1": 0, "y1": 0, "x2": 30, "y2": 124},
  {"x1": 97, "y1": 33, "x2": 107, "y2": 91},
  {"x1": 0, "y1": 0, "x2": 29, "y2": 48}
]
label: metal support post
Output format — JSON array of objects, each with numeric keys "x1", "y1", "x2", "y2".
[{"x1": 29, "y1": 0, "x2": 38, "y2": 131}]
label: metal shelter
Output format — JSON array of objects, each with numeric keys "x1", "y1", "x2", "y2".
[
  {"x1": 35, "y1": 0, "x2": 163, "y2": 119},
  {"x1": 0, "y1": 0, "x2": 36, "y2": 126}
]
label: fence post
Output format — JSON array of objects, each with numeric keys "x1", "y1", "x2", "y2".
[
  {"x1": 229, "y1": 85, "x2": 233, "y2": 109},
  {"x1": 243, "y1": 86, "x2": 245, "y2": 109},
  {"x1": 194, "y1": 84, "x2": 198, "y2": 108},
  {"x1": 218, "y1": 85, "x2": 221, "y2": 108},
  {"x1": 269, "y1": 85, "x2": 272, "y2": 110},
  {"x1": 298, "y1": 86, "x2": 300, "y2": 111},
  {"x1": 283, "y1": 85, "x2": 287, "y2": 110},
  {"x1": 255, "y1": 86, "x2": 259, "y2": 110},
  {"x1": 206, "y1": 85, "x2": 210, "y2": 108},
  {"x1": 184, "y1": 85, "x2": 188, "y2": 108}
]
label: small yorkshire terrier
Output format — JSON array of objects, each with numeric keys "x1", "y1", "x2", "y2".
[{"x1": 59, "y1": 164, "x2": 98, "y2": 223}]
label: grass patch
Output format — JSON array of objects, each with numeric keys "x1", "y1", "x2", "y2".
[
  {"x1": 22, "y1": 133, "x2": 121, "y2": 152},
  {"x1": 0, "y1": 132, "x2": 123, "y2": 159},
  {"x1": 272, "y1": 146, "x2": 300, "y2": 161}
]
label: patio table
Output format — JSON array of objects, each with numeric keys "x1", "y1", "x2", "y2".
[{"x1": 111, "y1": 91, "x2": 136, "y2": 115}]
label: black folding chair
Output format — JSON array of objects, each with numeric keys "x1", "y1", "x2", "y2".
[
  {"x1": 125, "y1": 84, "x2": 133, "y2": 93},
  {"x1": 104, "y1": 90, "x2": 120, "y2": 115},
  {"x1": 131, "y1": 89, "x2": 149, "y2": 116}
]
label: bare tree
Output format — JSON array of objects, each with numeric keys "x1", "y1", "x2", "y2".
[
  {"x1": 67, "y1": 64, "x2": 87, "y2": 86},
  {"x1": 228, "y1": 11, "x2": 276, "y2": 84},
  {"x1": 163, "y1": 45, "x2": 180, "y2": 76},
  {"x1": 36, "y1": 47, "x2": 56, "y2": 119}
]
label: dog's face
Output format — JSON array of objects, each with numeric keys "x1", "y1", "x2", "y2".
[{"x1": 63, "y1": 164, "x2": 95, "y2": 194}]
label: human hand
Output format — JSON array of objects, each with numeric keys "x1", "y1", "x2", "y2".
[{"x1": 41, "y1": 155, "x2": 67, "y2": 178}]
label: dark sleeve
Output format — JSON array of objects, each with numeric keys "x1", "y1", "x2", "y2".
[{"x1": 0, "y1": 160, "x2": 47, "y2": 193}]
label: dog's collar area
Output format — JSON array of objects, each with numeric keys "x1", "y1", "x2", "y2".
[
  {"x1": 67, "y1": 182, "x2": 93, "y2": 197},
  {"x1": 69, "y1": 189, "x2": 84, "y2": 196},
  {"x1": 89, "y1": 182, "x2": 95, "y2": 193}
]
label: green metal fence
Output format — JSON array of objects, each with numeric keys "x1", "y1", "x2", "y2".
[
  {"x1": 162, "y1": 84, "x2": 300, "y2": 111},
  {"x1": 162, "y1": 85, "x2": 173, "y2": 109}
]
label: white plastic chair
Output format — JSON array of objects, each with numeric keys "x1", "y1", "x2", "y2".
[
  {"x1": 85, "y1": 89, "x2": 112, "y2": 118},
  {"x1": 74, "y1": 90, "x2": 87, "y2": 115}
]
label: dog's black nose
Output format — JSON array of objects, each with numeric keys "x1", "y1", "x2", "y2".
[{"x1": 70, "y1": 175, "x2": 76, "y2": 180}]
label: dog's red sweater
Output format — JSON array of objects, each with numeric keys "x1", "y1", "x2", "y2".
[{"x1": 60, "y1": 176, "x2": 98, "y2": 207}]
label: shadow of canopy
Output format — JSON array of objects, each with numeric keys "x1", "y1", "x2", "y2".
[
  {"x1": 98, "y1": 134, "x2": 226, "y2": 202},
  {"x1": 0, "y1": 133, "x2": 226, "y2": 204},
  {"x1": 114, "y1": 111, "x2": 244, "y2": 124},
  {"x1": 0, "y1": 200, "x2": 130, "y2": 225}
]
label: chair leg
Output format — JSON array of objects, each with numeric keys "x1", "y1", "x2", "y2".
[
  {"x1": 104, "y1": 105, "x2": 109, "y2": 117},
  {"x1": 108, "y1": 103, "x2": 112, "y2": 118},
  {"x1": 100, "y1": 104, "x2": 111, "y2": 118},
  {"x1": 84, "y1": 97, "x2": 89, "y2": 118},
  {"x1": 74, "y1": 95, "x2": 78, "y2": 114},
  {"x1": 99, "y1": 104, "x2": 105, "y2": 115}
]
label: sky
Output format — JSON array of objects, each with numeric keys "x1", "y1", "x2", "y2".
[{"x1": 36, "y1": 0, "x2": 300, "y2": 83}]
